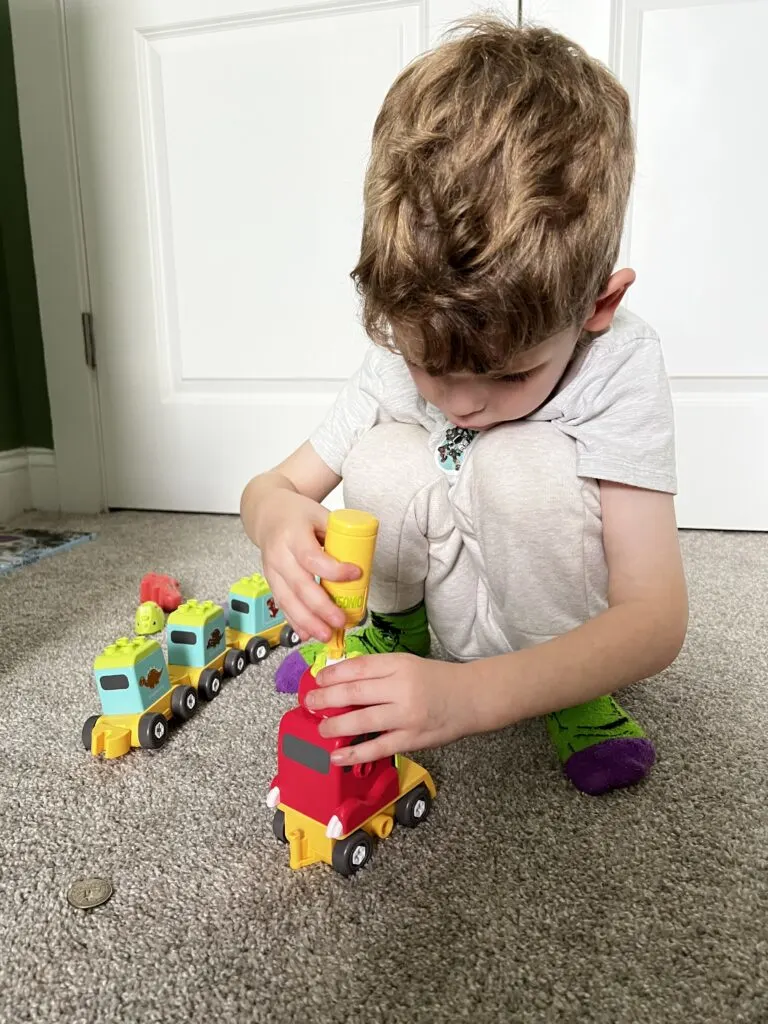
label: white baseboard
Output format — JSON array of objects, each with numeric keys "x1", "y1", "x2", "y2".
[
  {"x1": 0, "y1": 449, "x2": 31, "y2": 522},
  {"x1": 0, "y1": 447, "x2": 59, "y2": 522},
  {"x1": 27, "y1": 447, "x2": 59, "y2": 511}
]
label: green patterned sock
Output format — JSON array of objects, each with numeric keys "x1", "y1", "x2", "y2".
[
  {"x1": 545, "y1": 695, "x2": 656, "y2": 796},
  {"x1": 545, "y1": 696, "x2": 647, "y2": 759},
  {"x1": 300, "y1": 601, "x2": 431, "y2": 665}
]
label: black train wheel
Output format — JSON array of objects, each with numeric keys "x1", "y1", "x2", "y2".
[
  {"x1": 138, "y1": 712, "x2": 168, "y2": 749},
  {"x1": 331, "y1": 830, "x2": 374, "y2": 876},
  {"x1": 395, "y1": 784, "x2": 432, "y2": 828}
]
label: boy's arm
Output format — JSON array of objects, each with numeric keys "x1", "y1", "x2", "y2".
[
  {"x1": 470, "y1": 482, "x2": 688, "y2": 730},
  {"x1": 240, "y1": 441, "x2": 340, "y2": 548},
  {"x1": 241, "y1": 441, "x2": 358, "y2": 642},
  {"x1": 242, "y1": 343, "x2": 409, "y2": 548}
]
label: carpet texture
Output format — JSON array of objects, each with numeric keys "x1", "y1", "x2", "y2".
[{"x1": 0, "y1": 511, "x2": 766, "y2": 1024}]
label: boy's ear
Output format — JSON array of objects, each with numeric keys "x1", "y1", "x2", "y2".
[{"x1": 583, "y1": 268, "x2": 636, "y2": 332}]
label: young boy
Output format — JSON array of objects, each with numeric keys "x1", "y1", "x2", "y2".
[{"x1": 241, "y1": 18, "x2": 688, "y2": 796}]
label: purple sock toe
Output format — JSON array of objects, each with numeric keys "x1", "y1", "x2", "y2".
[
  {"x1": 564, "y1": 737, "x2": 656, "y2": 796},
  {"x1": 275, "y1": 650, "x2": 309, "y2": 694}
]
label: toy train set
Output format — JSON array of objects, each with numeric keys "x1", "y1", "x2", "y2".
[
  {"x1": 82, "y1": 514, "x2": 437, "y2": 876},
  {"x1": 83, "y1": 573, "x2": 299, "y2": 759}
]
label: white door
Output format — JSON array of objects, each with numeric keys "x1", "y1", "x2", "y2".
[
  {"x1": 524, "y1": 0, "x2": 768, "y2": 530},
  {"x1": 65, "y1": 0, "x2": 768, "y2": 526},
  {"x1": 64, "y1": 0, "x2": 483, "y2": 513}
]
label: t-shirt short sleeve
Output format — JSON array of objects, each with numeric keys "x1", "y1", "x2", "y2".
[
  {"x1": 309, "y1": 345, "x2": 422, "y2": 475},
  {"x1": 556, "y1": 332, "x2": 678, "y2": 494},
  {"x1": 309, "y1": 367, "x2": 380, "y2": 475}
]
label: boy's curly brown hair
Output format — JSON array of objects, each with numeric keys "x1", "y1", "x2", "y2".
[{"x1": 351, "y1": 17, "x2": 635, "y2": 375}]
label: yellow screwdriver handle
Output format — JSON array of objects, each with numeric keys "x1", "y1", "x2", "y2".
[{"x1": 321, "y1": 510, "x2": 379, "y2": 658}]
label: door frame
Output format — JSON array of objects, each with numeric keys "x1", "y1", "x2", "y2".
[{"x1": 9, "y1": 0, "x2": 106, "y2": 513}]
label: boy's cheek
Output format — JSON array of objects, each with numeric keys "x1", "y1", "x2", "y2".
[
  {"x1": 498, "y1": 376, "x2": 560, "y2": 420},
  {"x1": 490, "y1": 389, "x2": 537, "y2": 422}
]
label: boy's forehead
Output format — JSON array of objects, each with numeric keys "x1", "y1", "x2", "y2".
[{"x1": 396, "y1": 323, "x2": 579, "y2": 373}]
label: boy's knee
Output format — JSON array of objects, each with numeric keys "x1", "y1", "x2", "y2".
[
  {"x1": 469, "y1": 421, "x2": 593, "y2": 519},
  {"x1": 342, "y1": 423, "x2": 436, "y2": 514},
  {"x1": 464, "y1": 421, "x2": 607, "y2": 639}
]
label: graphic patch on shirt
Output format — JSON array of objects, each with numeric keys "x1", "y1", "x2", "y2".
[{"x1": 435, "y1": 426, "x2": 478, "y2": 475}]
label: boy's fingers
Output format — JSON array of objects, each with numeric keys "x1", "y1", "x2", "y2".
[
  {"x1": 330, "y1": 731, "x2": 406, "y2": 766},
  {"x1": 289, "y1": 606, "x2": 331, "y2": 644},
  {"x1": 307, "y1": 675, "x2": 392, "y2": 712},
  {"x1": 303, "y1": 549, "x2": 361, "y2": 584},
  {"x1": 316, "y1": 703, "x2": 395, "y2": 741},
  {"x1": 294, "y1": 575, "x2": 346, "y2": 631},
  {"x1": 284, "y1": 555, "x2": 347, "y2": 629},
  {"x1": 270, "y1": 572, "x2": 332, "y2": 643},
  {"x1": 317, "y1": 654, "x2": 395, "y2": 686}
]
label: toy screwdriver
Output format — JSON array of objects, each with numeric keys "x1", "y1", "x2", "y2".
[{"x1": 321, "y1": 510, "x2": 379, "y2": 660}]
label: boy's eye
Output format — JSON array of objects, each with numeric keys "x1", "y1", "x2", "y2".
[{"x1": 495, "y1": 370, "x2": 533, "y2": 384}]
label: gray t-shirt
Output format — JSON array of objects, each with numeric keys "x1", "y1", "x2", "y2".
[{"x1": 310, "y1": 307, "x2": 677, "y2": 494}]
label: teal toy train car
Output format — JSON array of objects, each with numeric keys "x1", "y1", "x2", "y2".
[
  {"x1": 167, "y1": 599, "x2": 248, "y2": 699},
  {"x1": 225, "y1": 573, "x2": 300, "y2": 662},
  {"x1": 82, "y1": 637, "x2": 198, "y2": 759}
]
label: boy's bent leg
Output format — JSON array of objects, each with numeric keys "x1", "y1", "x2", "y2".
[
  {"x1": 456, "y1": 421, "x2": 655, "y2": 795},
  {"x1": 276, "y1": 424, "x2": 451, "y2": 692}
]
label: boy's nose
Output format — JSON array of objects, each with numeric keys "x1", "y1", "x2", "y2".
[
  {"x1": 441, "y1": 379, "x2": 489, "y2": 423},
  {"x1": 447, "y1": 395, "x2": 487, "y2": 419}
]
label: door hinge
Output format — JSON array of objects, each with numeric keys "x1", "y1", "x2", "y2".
[{"x1": 81, "y1": 311, "x2": 96, "y2": 370}]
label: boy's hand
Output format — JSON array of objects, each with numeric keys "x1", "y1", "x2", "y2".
[
  {"x1": 257, "y1": 491, "x2": 360, "y2": 643},
  {"x1": 304, "y1": 654, "x2": 476, "y2": 764}
]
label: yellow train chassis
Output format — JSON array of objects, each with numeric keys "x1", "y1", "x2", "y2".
[
  {"x1": 226, "y1": 620, "x2": 287, "y2": 654},
  {"x1": 88, "y1": 673, "x2": 193, "y2": 760},
  {"x1": 276, "y1": 756, "x2": 436, "y2": 873}
]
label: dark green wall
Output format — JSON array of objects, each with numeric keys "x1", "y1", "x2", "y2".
[{"x1": 0, "y1": 0, "x2": 53, "y2": 451}]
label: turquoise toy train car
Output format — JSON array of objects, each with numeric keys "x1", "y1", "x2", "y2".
[
  {"x1": 167, "y1": 599, "x2": 248, "y2": 699},
  {"x1": 82, "y1": 637, "x2": 198, "y2": 759},
  {"x1": 225, "y1": 573, "x2": 300, "y2": 662}
]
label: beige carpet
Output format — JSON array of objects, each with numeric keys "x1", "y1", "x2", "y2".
[{"x1": 0, "y1": 511, "x2": 766, "y2": 1024}]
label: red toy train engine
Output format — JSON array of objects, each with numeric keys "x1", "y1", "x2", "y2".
[{"x1": 267, "y1": 664, "x2": 436, "y2": 875}]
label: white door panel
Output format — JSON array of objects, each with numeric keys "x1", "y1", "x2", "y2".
[
  {"x1": 140, "y1": 9, "x2": 420, "y2": 385},
  {"x1": 521, "y1": 0, "x2": 613, "y2": 62},
  {"x1": 525, "y1": 0, "x2": 768, "y2": 529},
  {"x1": 65, "y1": 0, "x2": 489, "y2": 511}
]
